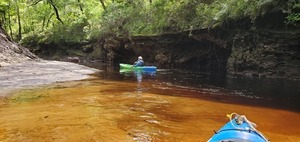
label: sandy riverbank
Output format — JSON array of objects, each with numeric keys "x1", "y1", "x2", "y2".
[{"x1": 0, "y1": 60, "x2": 99, "y2": 96}]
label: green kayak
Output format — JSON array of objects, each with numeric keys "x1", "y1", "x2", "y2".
[{"x1": 119, "y1": 63, "x2": 157, "y2": 72}]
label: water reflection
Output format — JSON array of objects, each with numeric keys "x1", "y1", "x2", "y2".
[{"x1": 119, "y1": 69, "x2": 156, "y2": 82}]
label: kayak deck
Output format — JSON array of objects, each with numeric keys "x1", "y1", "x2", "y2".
[{"x1": 208, "y1": 113, "x2": 269, "y2": 142}]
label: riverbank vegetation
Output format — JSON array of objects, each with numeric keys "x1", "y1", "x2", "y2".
[{"x1": 0, "y1": 0, "x2": 299, "y2": 47}]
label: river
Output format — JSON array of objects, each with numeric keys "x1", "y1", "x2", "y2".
[{"x1": 0, "y1": 63, "x2": 299, "y2": 142}]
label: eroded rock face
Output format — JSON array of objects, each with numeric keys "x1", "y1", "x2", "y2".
[
  {"x1": 225, "y1": 9, "x2": 300, "y2": 80},
  {"x1": 110, "y1": 31, "x2": 231, "y2": 72},
  {"x1": 0, "y1": 27, "x2": 37, "y2": 66},
  {"x1": 227, "y1": 29, "x2": 300, "y2": 79},
  {"x1": 102, "y1": 26, "x2": 299, "y2": 80}
]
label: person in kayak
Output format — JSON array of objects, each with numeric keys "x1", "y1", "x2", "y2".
[{"x1": 133, "y1": 56, "x2": 144, "y2": 67}]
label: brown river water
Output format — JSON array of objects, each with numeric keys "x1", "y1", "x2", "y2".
[{"x1": 0, "y1": 65, "x2": 300, "y2": 142}]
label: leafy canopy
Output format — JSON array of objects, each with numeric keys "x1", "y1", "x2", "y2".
[{"x1": 0, "y1": 0, "x2": 297, "y2": 46}]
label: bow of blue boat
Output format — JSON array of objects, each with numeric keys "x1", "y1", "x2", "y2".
[{"x1": 208, "y1": 113, "x2": 270, "y2": 142}]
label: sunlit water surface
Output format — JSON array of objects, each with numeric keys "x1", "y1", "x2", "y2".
[{"x1": 0, "y1": 64, "x2": 300, "y2": 142}]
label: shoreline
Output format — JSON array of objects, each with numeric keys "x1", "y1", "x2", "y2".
[{"x1": 0, "y1": 60, "x2": 100, "y2": 96}]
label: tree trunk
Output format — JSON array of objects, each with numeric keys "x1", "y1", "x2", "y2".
[
  {"x1": 16, "y1": 0, "x2": 22, "y2": 41},
  {"x1": 8, "y1": 2, "x2": 13, "y2": 40}
]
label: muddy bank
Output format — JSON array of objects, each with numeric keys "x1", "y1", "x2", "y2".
[{"x1": 0, "y1": 60, "x2": 99, "y2": 96}]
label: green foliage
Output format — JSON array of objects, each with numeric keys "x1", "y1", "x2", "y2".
[
  {"x1": 21, "y1": 0, "x2": 91, "y2": 44},
  {"x1": 3, "y1": 0, "x2": 104, "y2": 46},
  {"x1": 284, "y1": 0, "x2": 300, "y2": 25},
  {"x1": 0, "y1": 0, "x2": 9, "y2": 26},
  {"x1": 0, "y1": 0, "x2": 9, "y2": 14},
  {"x1": 286, "y1": 13, "x2": 300, "y2": 23},
  {"x1": 98, "y1": 0, "x2": 285, "y2": 37},
  {"x1": 2, "y1": 0, "x2": 297, "y2": 49}
]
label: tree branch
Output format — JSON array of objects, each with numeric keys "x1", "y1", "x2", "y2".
[
  {"x1": 47, "y1": 0, "x2": 63, "y2": 24},
  {"x1": 31, "y1": 0, "x2": 43, "y2": 6}
]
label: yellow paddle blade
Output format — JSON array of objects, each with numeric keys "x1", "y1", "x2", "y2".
[{"x1": 226, "y1": 114, "x2": 231, "y2": 119}]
